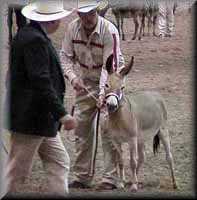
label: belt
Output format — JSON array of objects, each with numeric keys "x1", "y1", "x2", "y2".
[{"x1": 79, "y1": 62, "x2": 102, "y2": 69}]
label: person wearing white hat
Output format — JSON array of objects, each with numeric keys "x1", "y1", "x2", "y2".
[
  {"x1": 158, "y1": 0, "x2": 177, "y2": 38},
  {"x1": 60, "y1": 0, "x2": 125, "y2": 190},
  {"x1": 3, "y1": 0, "x2": 76, "y2": 196}
]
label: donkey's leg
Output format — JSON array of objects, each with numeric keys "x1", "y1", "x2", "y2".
[
  {"x1": 134, "y1": 131, "x2": 145, "y2": 189},
  {"x1": 118, "y1": 158, "x2": 125, "y2": 188},
  {"x1": 139, "y1": 14, "x2": 145, "y2": 40},
  {"x1": 147, "y1": 15, "x2": 152, "y2": 37},
  {"x1": 137, "y1": 140, "x2": 145, "y2": 186},
  {"x1": 115, "y1": 143, "x2": 125, "y2": 189},
  {"x1": 128, "y1": 136, "x2": 138, "y2": 192},
  {"x1": 107, "y1": 138, "x2": 125, "y2": 189},
  {"x1": 132, "y1": 14, "x2": 138, "y2": 40},
  {"x1": 153, "y1": 15, "x2": 158, "y2": 36},
  {"x1": 142, "y1": 14, "x2": 146, "y2": 36},
  {"x1": 158, "y1": 128, "x2": 177, "y2": 189},
  {"x1": 120, "y1": 16, "x2": 125, "y2": 41}
]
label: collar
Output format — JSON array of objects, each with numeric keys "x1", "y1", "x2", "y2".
[
  {"x1": 94, "y1": 16, "x2": 103, "y2": 35},
  {"x1": 39, "y1": 23, "x2": 47, "y2": 35},
  {"x1": 78, "y1": 15, "x2": 102, "y2": 37},
  {"x1": 30, "y1": 21, "x2": 50, "y2": 41}
]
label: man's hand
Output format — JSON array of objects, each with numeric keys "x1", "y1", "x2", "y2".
[
  {"x1": 96, "y1": 94, "x2": 105, "y2": 108},
  {"x1": 60, "y1": 114, "x2": 78, "y2": 130},
  {"x1": 71, "y1": 77, "x2": 85, "y2": 91}
]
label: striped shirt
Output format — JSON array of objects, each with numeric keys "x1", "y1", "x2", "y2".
[{"x1": 60, "y1": 15, "x2": 124, "y2": 95}]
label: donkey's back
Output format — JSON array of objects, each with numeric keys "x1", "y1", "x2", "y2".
[{"x1": 128, "y1": 91, "x2": 167, "y2": 134}]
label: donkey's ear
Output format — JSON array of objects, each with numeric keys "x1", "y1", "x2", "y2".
[
  {"x1": 119, "y1": 56, "x2": 134, "y2": 76},
  {"x1": 105, "y1": 54, "x2": 114, "y2": 74}
]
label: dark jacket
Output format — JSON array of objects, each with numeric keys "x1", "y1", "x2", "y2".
[{"x1": 5, "y1": 21, "x2": 67, "y2": 137}]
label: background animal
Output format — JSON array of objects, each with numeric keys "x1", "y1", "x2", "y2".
[
  {"x1": 143, "y1": 0, "x2": 159, "y2": 37},
  {"x1": 102, "y1": 55, "x2": 177, "y2": 191},
  {"x1": 97, "y1": 0, "x2": 160, "y2": 40}
]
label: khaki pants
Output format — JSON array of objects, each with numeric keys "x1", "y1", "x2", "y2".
[
  {"x1": 72, "y1": 81, "x2": 120, "y2": 186},
  {"x1": 158, "y1": 1, "x2": 175, "y2": 36},
  {"x1": 5, "y1": 132, "x2": 70, "y2": 195}
]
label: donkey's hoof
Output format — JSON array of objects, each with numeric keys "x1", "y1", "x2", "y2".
[
  {"x1": 173, "y1": 183, "x2": 178, "y2": 190},
  {"x1": 130, "y1": 183, "x2": 138, "y2": 192},
  {"x1": 138, "y1": 182, "x2": 144, "y2": 189},
  {"x1": 119, "y1": 182, "x2": 125, "y2": 189}
]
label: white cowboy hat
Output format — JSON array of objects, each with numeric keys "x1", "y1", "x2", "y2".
[
  {"x1": 21, "y1": 0, "x2": 72, "y2": 22},
  {"x1": 77, "y1": 0, "x2": 99, "y2": 13}
]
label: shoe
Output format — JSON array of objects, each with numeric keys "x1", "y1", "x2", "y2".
[
  {"x1": 95, "y1": 182, "x2": 117, "y2": 190},
  {"x1": 165, "y1": 33, "x2": 173, "y2": 37},
  {"x1": 69, "y1": 181, "x2": 91, "y2": 189},
  {"x1": 125, "y1": 181, "x2": 144, "y2": 189},
  {"x1": 158, "y1": 34, "x2": 165, "y2": 38}
]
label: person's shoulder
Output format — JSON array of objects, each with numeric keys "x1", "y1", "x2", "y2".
[
  {"x1": 68, "y1": 18, "x2": 81, "y2": 30},
  {"x1": 102, "y1": 17, "x2": 119, "y2": 35},
  {"x1": 15, "y1": 24, "x2": 48, "y2": 47}
]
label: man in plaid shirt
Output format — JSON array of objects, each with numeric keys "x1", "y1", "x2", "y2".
[{"x1": 60, "y1": 0, "x2": 125, "y2": 190}]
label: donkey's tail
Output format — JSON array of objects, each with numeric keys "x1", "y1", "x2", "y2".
[{"x1": 153, "y1": 131, "x2": 160, "y2": 155}]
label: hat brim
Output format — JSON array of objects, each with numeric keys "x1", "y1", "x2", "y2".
[
  {"x1": 21, "y1": 3, "x2": 72, "y2": 22},
  {"x1": 77, "y1": 5, "x2": 98, "y2": 13}
]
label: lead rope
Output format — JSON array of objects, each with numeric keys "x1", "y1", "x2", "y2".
[
  {"x1": 90, "y1": 107, "x2": 100, "y2": 177},
  {"x1": 83, "y1": 87, "x2": 98, "y2": 101},
  {"x1": 0, "y1": 137, "x2": 9, "y2": 155},
  {"x1": 66, "y1": 86, "x2": 101, "y2": 177},
  {"x1": 79, "y1": 87, "x2": 100, "y2": 177}
]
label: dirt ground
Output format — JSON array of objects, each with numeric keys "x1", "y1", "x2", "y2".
[{"x1": 3, "y1": 2, "x2": 195, "y2": 199}]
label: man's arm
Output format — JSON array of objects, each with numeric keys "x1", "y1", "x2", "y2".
[
  {"x1": 24, "y1": 41, "x2": 77, "y2": 130},
  {"x1": 60, "y1": 23, "x2": 77, "y2": 83},
  {"x1": 24, "y1": 41, "x2": 67, "y2": 120},
  {"x1": 97, "y1": 22, "x2": 126, "y2": 108},
  {"x1": 99, "y1": 22, "x2": 125, "y2": 94},
  {"x1": 60, "y1": 23, "x2": 85, "y2": 92}
]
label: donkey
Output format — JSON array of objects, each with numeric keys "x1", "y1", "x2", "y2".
[
  {"x1": 144, "y1": 0, "x2": 159, "y2": 37},
  {"x1": 105, "y1": 0, "x2": 159, "y2": 40},
  {"x1": 97, "y1": 0, "x2": 146, "y2": 40},
  {"x1": 111, "y1": 7, "x2": 145, "y2": 40},
  {"x1": 102, "y1": 55, "x2": 177, "y2": 191}
]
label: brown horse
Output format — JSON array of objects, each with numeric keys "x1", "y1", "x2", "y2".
[{"x1": 102, "y1": 55, "x2": 177, "y2": 191}]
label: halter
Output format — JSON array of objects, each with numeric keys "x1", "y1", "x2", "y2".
[{"x1": 105, "y1": 88, "x2": 124, "y2": 111}]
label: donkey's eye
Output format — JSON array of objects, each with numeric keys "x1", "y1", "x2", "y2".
[{"x1": 105, "y1": 84, "x2": 109, "y2": 88}]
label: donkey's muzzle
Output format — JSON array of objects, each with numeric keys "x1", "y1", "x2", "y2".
[{"x1": 106, "y1": 102, "x2": 118, "y2": 113}]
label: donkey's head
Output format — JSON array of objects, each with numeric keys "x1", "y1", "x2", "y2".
[{"x1": 105, "y1": 54, "x2": 134, "y2": 113}]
